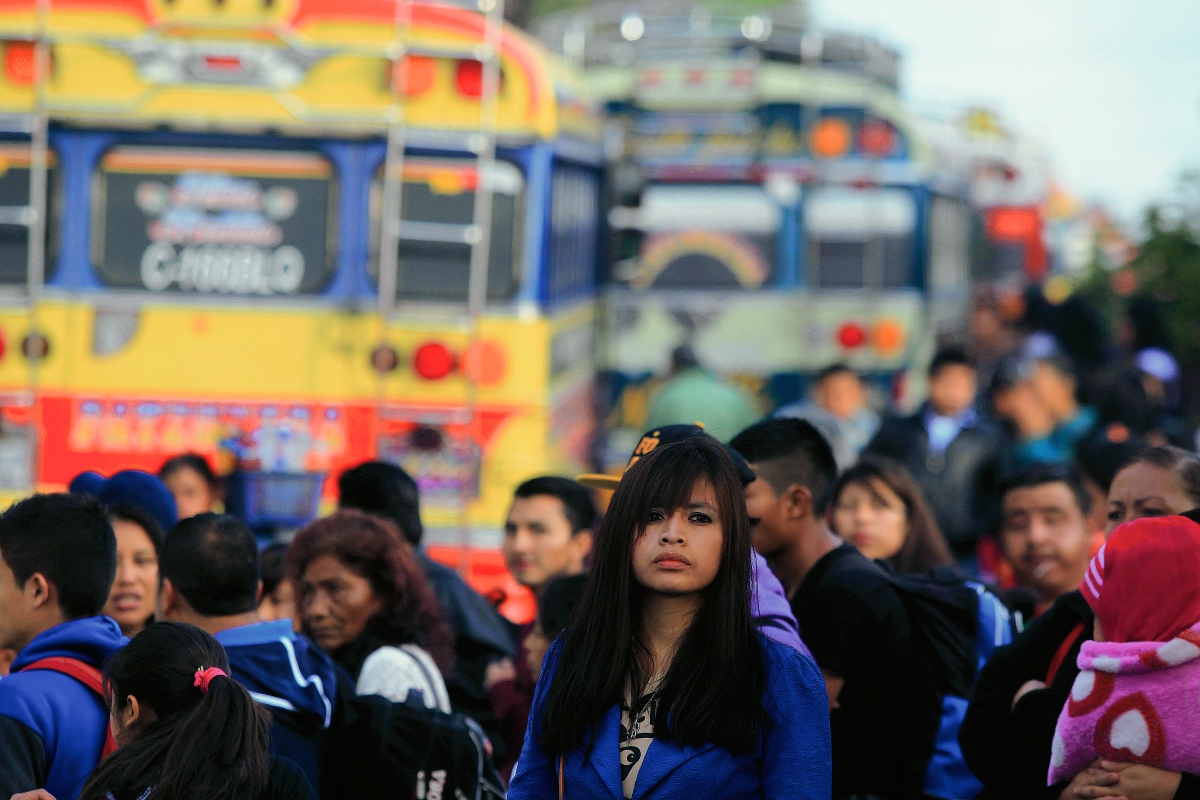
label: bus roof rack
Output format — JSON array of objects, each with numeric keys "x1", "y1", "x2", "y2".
[{"x1": 534, "y1": 0, "x2": 900, "y2": 90}]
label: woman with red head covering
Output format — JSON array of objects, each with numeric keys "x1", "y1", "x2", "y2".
[{"x1": 1049, "y1": 515, "x2": 1200, "y2": 786}]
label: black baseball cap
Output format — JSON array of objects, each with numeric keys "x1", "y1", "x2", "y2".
[{"x1": 577, "y1": 424, "x2": 756, "y2": 490}]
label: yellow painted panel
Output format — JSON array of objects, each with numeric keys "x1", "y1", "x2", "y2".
[{"x1": 0, "y1": 300, "x2": 563, "y2": 407}]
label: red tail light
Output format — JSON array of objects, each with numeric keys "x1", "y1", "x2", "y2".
[
  {"x1": 202, "y1": 54, "x2": 243, "y2": 73},
  {"x1": 455, "y1": 60, "x2": 483, "y2": 97},
  {"x1": 413, "y1": 342, "x2": 457, "y2": 380},
  {"x1": 859, "y1": 119, "x2": 896, "y2": 158},
  {"x1": 4, "y1": 41, "x2": 43, "y2": 86},
  {"x1": 454, "y1": 59, "x2": 503, "y2": 98},
  {"x1": 836, "y1": 322, "x2": 867, "y2": 349}
]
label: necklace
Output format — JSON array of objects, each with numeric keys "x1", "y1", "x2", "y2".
[{"x1": 624, "y1": 676, "x2": 663, "y2": 744}]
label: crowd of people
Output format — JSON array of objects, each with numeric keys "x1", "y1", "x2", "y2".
[{"x1": 1, "y1": 291, "x2": 1200, "y2": 800}]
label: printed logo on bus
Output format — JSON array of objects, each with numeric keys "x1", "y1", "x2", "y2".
[{"x1": 93, "y1": 147, "x2": 335, "y2": 295}]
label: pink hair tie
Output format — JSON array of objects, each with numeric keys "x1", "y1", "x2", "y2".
[{"x1": 193, "y1": 666, "x2": 227, "y2": 695}]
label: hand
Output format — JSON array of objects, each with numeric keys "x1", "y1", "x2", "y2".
[
  {"x1": 11, "y1": 791, "x2": 57, "y2": 800},
  {"x1": 1094, "y1": 762, "x2": 1181, "y2": 800},
  {"x1": 484, "y1": 658, "x2": 516, "y2": 690},
  {"x1": 1012, "y1": 679, "x2": 1047, "y2": 709},
  {"x1": 1061, "y1": 762, "x2": 1121, "y2": 799}
]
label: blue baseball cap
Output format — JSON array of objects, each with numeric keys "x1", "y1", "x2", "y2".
[{"x1": 96, "y1": 470, "x2": 178, "y2": 534}]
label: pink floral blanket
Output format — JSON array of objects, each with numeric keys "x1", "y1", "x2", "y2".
[{"x1": 1049, "y1": 621, "x2": 1200, "y2": 785}]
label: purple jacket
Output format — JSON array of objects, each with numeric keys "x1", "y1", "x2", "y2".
[{"x1": 751, "y1": 550, "x2": 811, "y2": 659}]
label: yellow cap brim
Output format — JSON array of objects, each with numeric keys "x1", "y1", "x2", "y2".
[{"x1": 576, "y1": 473, "x2": 622, "y2": 490}]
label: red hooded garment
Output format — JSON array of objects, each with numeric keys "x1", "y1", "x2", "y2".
[{"x1": 1081, "y1": 515, "x2": 1200, "y2": 643}]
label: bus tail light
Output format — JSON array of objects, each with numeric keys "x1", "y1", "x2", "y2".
[
  {"x1": 455, "y1": 60, "x2": 483, "y2": 97},
  {"x1": 859, "y1": 119, "x2": 896, "y2": 158},
  {"x1": 810, "y1": 118, "x2": 852, "y2": 159},
  {"x1": 463, "y1": 340, "x2": 506, "y2": 386},
  {"x1": 21, "y1": 331, "x2": 48, "y2": 360},
  {"x1": 202, "y1": 54, "x2": 243, "y2": 73},
  {"x1": 413, "y1": 342, "x2": 457, "y2": 380},
  {"x1": 454, "y1": 59, "x2": 503, "y2": 98},
  {"x1": 836, "y1": 322, "x2": 867, "y2": 349},
  {"x1": 395, "y1": 54, "x2": 436, "y2": 97},
  {"x1": 873, "y1": 318, "x2": 905, "y2": 355},
  {"x1": 371, "y1": 345, "x2": 400, "y2": 373},
  {"x1": 0, "y1": 329, "x2": 6, "y2": 361},
  {"x1": 4, "y1": 41, "x2": 47, "y2": 86}
]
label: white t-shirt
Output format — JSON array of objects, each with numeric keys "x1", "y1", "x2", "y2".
[{"x1": 356, "y1": 644, "x2": 452, "y2": 713}]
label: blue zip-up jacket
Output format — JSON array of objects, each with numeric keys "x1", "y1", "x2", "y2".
[
  {"x1": 509, "y1": 634, "x2": 831, "y2": 800},
  {"x1": 0, "y1": 617, "x2": 127, "y2": 800},
  {"x1": 215, "y1": 620, "x2": 337, "y2": 789}
]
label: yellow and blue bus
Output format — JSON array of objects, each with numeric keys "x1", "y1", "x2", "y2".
[
  {"x1": 539, "y1": 3, "x2": 974, "y2": 465},
  {"x1": 0, "y1": 0, "x2": 603, "y2": 609}
]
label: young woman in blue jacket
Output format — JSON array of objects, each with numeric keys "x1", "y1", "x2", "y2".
[{"x1": 508, "y1": 435, "x2": 831, "y2": 800}]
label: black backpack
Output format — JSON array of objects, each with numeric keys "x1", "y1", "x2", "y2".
[
  {"x1": 321, "y1": 670, "x2": 507, "y2": 800},
  {"x1": 886, "y1": 568, "x2": 1019, "y2": 800}
]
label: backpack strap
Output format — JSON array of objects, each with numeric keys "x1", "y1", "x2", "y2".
[
  {"x1": 1045, "y1": 622, "x2": 1086, "y2": 686},
  {"x1": 20, "y1": 657, "x2": 118, "y2": 759}
]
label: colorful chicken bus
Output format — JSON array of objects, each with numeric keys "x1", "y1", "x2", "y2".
[
  {"x1": 537, "y1": 2, "x2": 973, "y2": 465},
  {"x1": 0, "y1": 0, "x2": 603, "y2": 605}
]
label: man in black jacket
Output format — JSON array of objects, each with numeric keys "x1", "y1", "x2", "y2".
[{"x1": 866, "y1": 347, "x2": 1004, "y2": 560}]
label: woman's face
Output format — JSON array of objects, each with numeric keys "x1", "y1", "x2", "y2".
[
  {"x1": 103, "y1": 520, "x2": 158, "y2": 637},
  {"x1": 832, "y1": 478, "x2": 909, "y2": 562},
  {"x1": 299, "y1": 554, "x2": 384, "y2": 652},
  {"x1": 163, "y1": 466, "x2": 218, "y2": 520},
  {"x1": 524, "y1": 621, "x2": 551, "y2": 682},
  {"x1": 1106, "y1": 462, "x2": 1196, "y2": 534},
  {"x1": 631, "y1": 480, "x2": 724, "y2": 598}
]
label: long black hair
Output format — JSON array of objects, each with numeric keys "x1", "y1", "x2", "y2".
[
  {"x1": 540, "y1": 437, "x2": 767, "y2": 755},
  {"x1": 79, "y1": 622, "x2": 271, "y2": 800},
  {"x1": 830, "y1": 455, "x2": 955, "y2": 575}
]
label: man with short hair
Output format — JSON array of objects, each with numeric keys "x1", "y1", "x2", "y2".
[
  {"x1": 502, "y1": 476, "x2": 596, "y2": 597},
  {"x1": 867, "y1": 346, "x2": 1005, "y2": 559},
  {"x1": 487, "y1": 476, "x2": 598, "y2": 778},
  {"x1": 157, "y1": 512, "x2": 336, "y2": 789},
  {"x1": 776, "y1": 363, "x2": 880, "y2": 470},
  {"x1": 0, "y1": 494, "x2": 125, "y2": 800},
  {"x1": 997, "y1": 463, "x2": 1096, "y2": 615},
  {"x1": 732, "y1": 418, "x2": 927, "y2": 800},
  {"x1": 960, "y1": 464, "x2": 1104, "y2": 800}
]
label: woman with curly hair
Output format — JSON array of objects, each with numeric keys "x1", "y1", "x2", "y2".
[{"x1": 288, "y1": 509, "x2": 455, "y2": 711}]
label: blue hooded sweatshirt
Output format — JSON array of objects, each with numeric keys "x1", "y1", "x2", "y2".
[
  {"x1": 0, "y1": 616, "x2": 127, "y2": 800},
  {"x1": 214, "y1": 619, "x2": 337, "y2": 788}
]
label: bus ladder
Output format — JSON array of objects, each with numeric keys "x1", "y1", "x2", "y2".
[
  {"x1": 0, "y1": 0, "x2": 53, "y2": 492},
  {"x1": 375, "y1": 0, "x2": 507, "y2": 571}
]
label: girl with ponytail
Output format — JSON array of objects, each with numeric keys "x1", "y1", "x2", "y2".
[{"x1": 76, "y1": 622, "x2": 312, "y2": 800}]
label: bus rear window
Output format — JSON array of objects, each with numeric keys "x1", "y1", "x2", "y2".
[
  {"x1": 614, "y1": 184, "x2": 778, "y2": 290},
  {"x1": 371, "y1": 159, "x2": 525, "y2": 304},
  {"x1": 806, "y1": 187, "x2": 915, "y2": 289},
  {"x1": 91, "y1": 147, "x2": 337, "y2": 295},
  {"x1": 0, "y1": 144, "x2": 58, "y2": 285}
]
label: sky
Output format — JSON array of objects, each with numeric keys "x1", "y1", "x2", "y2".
[{"x1": 812, "y1": 0, "x2": 1200, "y2": 225}]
